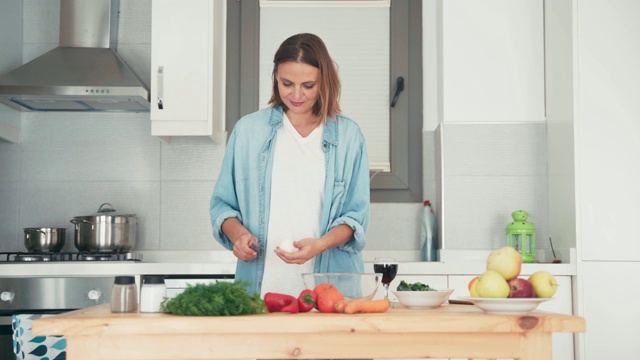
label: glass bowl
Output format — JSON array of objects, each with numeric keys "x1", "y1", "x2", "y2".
[
  {"x1": 392, "y1": 289, "x2": 454, "y2": 309},
  {"x1": 302, "y1": 272, "x2": 381, "y2": 301}
]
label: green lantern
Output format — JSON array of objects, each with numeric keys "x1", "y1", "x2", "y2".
[{"x1": 506, "y1": 210, "x2": 536, "y2": 263}]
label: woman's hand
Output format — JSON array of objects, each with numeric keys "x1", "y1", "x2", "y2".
[
  {"x1": 222, "y1": 218, "x2": 258, "y2": 262},
  {"x1": 233, "y1": 232, "x2": 259, "y2": 262},
  {"x1": 275, "y1": 237, "x2": 326, "y2": 264}
]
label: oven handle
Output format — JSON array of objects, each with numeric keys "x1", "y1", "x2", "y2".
[{"x1": 0, "y1": 316, "x2": 12, "y2": 326}]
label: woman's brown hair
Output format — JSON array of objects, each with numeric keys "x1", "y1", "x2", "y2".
[{"x1": 268, "y1": 33, "x2": 341, "y2": 124}]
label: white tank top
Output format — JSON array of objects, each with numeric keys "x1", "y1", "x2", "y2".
[{"x1": 260, "y1": 114, "x2": 325, "y2": 297}]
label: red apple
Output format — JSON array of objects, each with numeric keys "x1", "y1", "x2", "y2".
[
  {"x1": 507, "y1": 278, "x2": 535, "y2": 298},
  {"x1": 468, "y1": 276, "x2": 480, "y2": 297}
]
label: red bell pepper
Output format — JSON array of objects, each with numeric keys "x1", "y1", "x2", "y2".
[
  {"x1": 264, "y1": 292, "x2": 299, "y2": 313},
  {"x1": 297, "y1": 289, "x2": 317, "y2": 312},
  {"x1": 281, "y1": 299, "x2": 299, "y2": 314}
]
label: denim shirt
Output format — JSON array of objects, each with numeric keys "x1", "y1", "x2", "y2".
[{"x1": 210, "y1": 106, "x2": 370, "y2": 296}]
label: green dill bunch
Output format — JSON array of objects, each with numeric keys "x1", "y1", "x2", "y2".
[{"x1": 161, "y1": 281, "x2": 266, "y2": 316}]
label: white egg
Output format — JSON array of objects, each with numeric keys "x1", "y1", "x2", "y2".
[{"x1": 279, "y1": 239, "x2": 298, "y2": 253}]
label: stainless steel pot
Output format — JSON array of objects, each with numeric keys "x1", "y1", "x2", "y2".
[
  {"x1": 70, "y1": 203, "x2": 137, "y2": 252},
  {"x1": 23, "y1": 228, "x2": 66, "y2": 252}
]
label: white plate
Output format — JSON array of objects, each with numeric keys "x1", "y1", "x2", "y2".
[{"x1": 459, "y1": 297, "x2": 551, "y2": 315}]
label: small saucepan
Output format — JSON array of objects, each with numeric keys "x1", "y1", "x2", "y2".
[{"x1": 23, "y1": 227, "x2": 66, "y2": 252}]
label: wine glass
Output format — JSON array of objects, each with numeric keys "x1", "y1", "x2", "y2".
[{"x1": 373, "y1": 257, "x2": 398, "y2": 300}]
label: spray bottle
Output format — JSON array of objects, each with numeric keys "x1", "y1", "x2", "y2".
[{"x1": 421, "y1": 200, "x2": 438, "y2": 261}]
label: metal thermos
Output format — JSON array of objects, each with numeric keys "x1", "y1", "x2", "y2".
[{"x1": 111, "y1": 276, "x2": 138, "y2": 313}]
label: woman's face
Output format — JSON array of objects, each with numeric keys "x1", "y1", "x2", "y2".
[{"x1": 276, "y1": 61, "x2": 320, "y2": 119}]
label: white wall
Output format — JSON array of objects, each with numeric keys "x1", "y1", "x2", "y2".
[{"x1": 439, "y1": 123, "x2": 549, "y2": 252}]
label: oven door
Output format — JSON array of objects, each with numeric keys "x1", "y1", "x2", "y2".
[
  {"x1": 1, "y1": 277, "x2": 116, "y2": 360},
  {"x1": 0, "y1": 316, "x2": 13, "y2": 359}
]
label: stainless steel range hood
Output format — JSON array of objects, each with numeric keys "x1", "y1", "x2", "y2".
[{"x1": 0, "y1": 0, "x2": 150, "y2": 112}]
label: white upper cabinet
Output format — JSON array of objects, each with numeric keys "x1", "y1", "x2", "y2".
[
  {"x1": 150, "y1": 0, "x2": 226, "y2": 144},
  {"x1": 0, "y1": 0, "x2": 22, "y2": 143},
  {"x1": 441, "y1": 0, "x2": 545, "y2": 123}
]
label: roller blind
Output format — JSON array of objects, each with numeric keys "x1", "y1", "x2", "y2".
[{"x1": 259, "y1": 0, "x2": 391, "y2": 171}]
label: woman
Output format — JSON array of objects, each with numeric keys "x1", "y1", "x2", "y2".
[{"x1": 210, "y1": 33, "x2": 370, "y2": 297}]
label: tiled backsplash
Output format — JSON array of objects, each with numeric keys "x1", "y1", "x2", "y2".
[
  {"x1": 438, "y1": 122, "x2": 550, "y2": 255},
  {"x1": 0, "y1": 0, "x2": 550, "y2": 259}
]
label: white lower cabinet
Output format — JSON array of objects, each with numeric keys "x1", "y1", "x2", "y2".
[{"x1": 581, "y1": 261, "x2": 640, "y2": 359}]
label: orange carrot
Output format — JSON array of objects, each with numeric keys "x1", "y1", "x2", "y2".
[
  {"x1": 335, "y1": 299, "x2": 349, "y2": 313},
  {"x1": 344, "y1": 299, "x2": 391, "y2": 314}
]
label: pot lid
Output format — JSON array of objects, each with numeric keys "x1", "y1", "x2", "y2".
[{"x1": 72, "y1": 203, "x2": 136, "y2": 219}]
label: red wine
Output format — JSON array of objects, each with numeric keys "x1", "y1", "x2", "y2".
[{"x1": 374, "y1": 263, "x2": 398, "y2": 285}]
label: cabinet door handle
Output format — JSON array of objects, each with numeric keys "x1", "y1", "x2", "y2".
[
  {"x1": 157, "y1": 66, "x2": 164, "y2": 110},
  {"x1": 390, "y1": 76, "x2": 404, "y2": 108}
]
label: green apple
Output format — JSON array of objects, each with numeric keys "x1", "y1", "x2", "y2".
[
  {"x1": 528, "y1": 271, "x2": 558, "y2": 298},
  {"x1": 486, "y1": 246, "x2": 522, "y2": 280},
  {"x1": 475, "y1": 270, "x2": 510, "y2": 298}
]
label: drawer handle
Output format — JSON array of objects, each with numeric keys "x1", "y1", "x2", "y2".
[{"x1": 157, "y1": 66, "x2": 164, "y2": 110}]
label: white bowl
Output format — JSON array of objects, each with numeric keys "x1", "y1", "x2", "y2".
[
  {"x1": 460, "y1": 297, "x2": 551, "y2": 315},
  {"x1": 393, "y1": 289, "x2": 454, "y2": 309},
  {"x1": 302, "y1": 273, "x2": 381, "y2": 301}
]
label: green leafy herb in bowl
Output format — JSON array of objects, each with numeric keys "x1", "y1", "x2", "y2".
[
  {"x1": 396, "y1": 280, "x2": 437, "y2": 291},
  {"x1": 393, "y1": 282, "x2": 454, "y2": 309}
]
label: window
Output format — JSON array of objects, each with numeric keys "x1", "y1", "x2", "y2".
[{"x1": 225, "y1": 0, "x2": 422, "y2": 202}]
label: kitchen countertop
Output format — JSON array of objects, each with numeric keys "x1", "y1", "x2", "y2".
[
  {"x1": 0, "y1": 249, "x2": 577, "y2": 277},
  {"x1": 32, "y1": 303, "x2": 586, "y2": 360}
]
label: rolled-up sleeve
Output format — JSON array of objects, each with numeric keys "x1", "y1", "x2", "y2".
[
  {"x1": 209, "y1": 129, "x2": 242, "y2": 251},
  {"x1": 332, "y1": 138, "x2": 370, "y2": 253}
]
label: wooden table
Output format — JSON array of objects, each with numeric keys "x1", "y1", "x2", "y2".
[{"x1": 33, "y1": 303, "x2": 585, "y2": 360}]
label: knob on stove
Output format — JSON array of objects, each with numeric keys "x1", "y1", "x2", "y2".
[
  {"x1": 88, "y1": 289, "x2": 102, "y2": 301},
  {"x1": 1, "y1": 290, "x2": 14, "y2": 302}
]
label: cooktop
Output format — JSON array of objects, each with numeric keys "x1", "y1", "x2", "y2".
[{"x1": 0, "y1": 251, "x2": 143, "y2": 263}]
